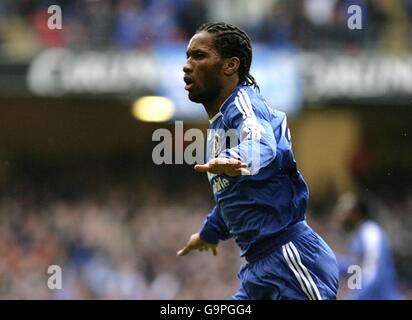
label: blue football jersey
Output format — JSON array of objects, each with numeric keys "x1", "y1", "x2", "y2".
[{"x1": 199, "y1": 84, "x2": 309, "y2": 260}]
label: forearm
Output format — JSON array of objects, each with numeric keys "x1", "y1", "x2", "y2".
[{"x1": 199, "y1": 206, "x2": 232, "y2": 244}]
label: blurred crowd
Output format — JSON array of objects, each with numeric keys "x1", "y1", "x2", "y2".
[
  {"x1": 1, "y1": 0, "x2": 412, "y2": 61},
  {"x1": 0, "y1": 175, "x2": 411, "y2": 299},
  {"x1": 0, "y1": 183, "x2": 241, "y2": 299}
]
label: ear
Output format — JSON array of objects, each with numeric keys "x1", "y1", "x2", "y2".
[{"x1": 223, "y1": 57, "x2": 240, "y2": 77}]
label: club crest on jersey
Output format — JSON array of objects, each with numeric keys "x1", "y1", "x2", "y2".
[{"x1": 213, "y1": 134, "x2": 222, "y2": 158}]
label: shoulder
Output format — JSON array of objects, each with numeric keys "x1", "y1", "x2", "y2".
[{"x1": 223, "y1": 86, "x2": 271, "y2": 124}]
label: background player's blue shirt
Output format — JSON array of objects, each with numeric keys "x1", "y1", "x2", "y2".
[
  {"x1": 199, "y1": 85, "x2": 309, "y2": 260},
  {"x1": 342, "y1": 221, "x2": 401, "y2": 300}
]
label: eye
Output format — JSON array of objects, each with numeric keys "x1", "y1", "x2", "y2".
[
  {"x1": 186, "y1": 51, "x2": 206, "y2": 60},
  {"x1": 193, "y1": 52, "x2": 205, "y2": 59}
]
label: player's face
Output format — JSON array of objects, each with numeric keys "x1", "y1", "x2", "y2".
[{"x1": 183, "y1": 31, "x2": 225, "y2": 104}]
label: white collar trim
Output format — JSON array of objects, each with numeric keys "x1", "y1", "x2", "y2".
[{"x1": 209, "y1": 112, "x2": 222, "y2": 124}]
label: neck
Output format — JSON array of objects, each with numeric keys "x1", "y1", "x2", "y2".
[{"x1": 204, "y1": 83, "x2": 239, "y2": 119}]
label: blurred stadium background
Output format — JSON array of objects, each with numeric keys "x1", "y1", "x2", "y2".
[{"x1": 0, "y1": 0, "x2": 411, "y2": 299}]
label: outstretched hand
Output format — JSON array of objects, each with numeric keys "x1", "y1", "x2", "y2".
[
  {"x1": 177, "y1": 233, "x2": 218, "y2": 257},
  {"x1": 194, "y1": 158, "x2": 250, "y2": 176}
]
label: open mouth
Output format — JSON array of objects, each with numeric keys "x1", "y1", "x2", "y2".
[{"x1": 184, "y1": 75, "x2": 194, "y2": 90}]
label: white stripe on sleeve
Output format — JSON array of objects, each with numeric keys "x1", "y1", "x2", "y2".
[{"x1": 234, "y1": 98, "x2": 248, "y2": 119}]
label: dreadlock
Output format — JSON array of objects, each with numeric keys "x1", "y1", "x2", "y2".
[{"x1": 196, "y1": 22, "x2": 259, "y2": 91}]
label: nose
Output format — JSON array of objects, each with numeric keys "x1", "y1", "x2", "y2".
[{"x1": 183, "y1": 59, "x2": 192, "y2": 74}]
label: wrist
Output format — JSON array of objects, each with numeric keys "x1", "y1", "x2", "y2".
[{"x1": 199, "y1": 224, "x2": 220, "y2": 245}]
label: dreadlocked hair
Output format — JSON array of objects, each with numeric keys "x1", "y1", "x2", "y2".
[{"x1": 196, "y1": 22, "x2": 259, "y2": 91}]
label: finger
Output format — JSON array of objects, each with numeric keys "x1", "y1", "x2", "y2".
[
  {"x1": 226, "y1": 158, "x2": 242, "y2": 166},
  {"x1": 239, "y1": 167, "x2": 251, "y2": 175},
  {"x1": 210, "y1": 158, "x2": 238, "y2": 166},
  {"x1": 177, "y1": 246, "x2": 190, "y2": 256},
  {"x1": 194, "y1": 164, "x2": 210, "y2": 172},
  {"x1": 228, "y1": 160, "x2": 247, "y2": 169},
  {"x1": 233, "y1": 167, "x2": 250, "y2": 176},
  {"x1": 209, "y1": 158, "x2": 224, "y2": 165}
]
